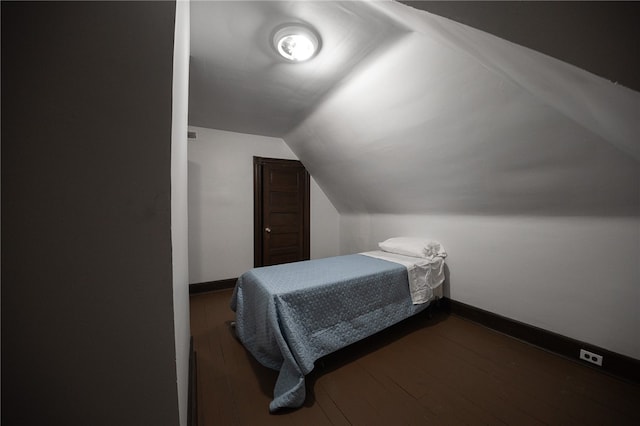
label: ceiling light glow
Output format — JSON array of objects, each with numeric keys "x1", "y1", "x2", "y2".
[{"x1": 273, "y1": 25, "x2": 320, "y2": 62}]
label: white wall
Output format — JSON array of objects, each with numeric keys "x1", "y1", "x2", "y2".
[
  {"x1": 171, "y1": 1, "x2": 190, "y2": 425},
  {"x1": 340, "y1": 213, "x2": 640, "y2": 360},
  {"x1": 188, "y1": 127, "x2": 339, "y2": 283},
  {"x1": 310, "y1": 178, "x2": 341, "y2": 259}
]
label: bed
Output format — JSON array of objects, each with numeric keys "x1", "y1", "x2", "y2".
[{"x1": 230, "y1": 238, "x2": 447, "y2": 412}]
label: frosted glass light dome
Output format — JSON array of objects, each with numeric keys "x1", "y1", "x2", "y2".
[{"x1": 273, "y1": 25, "x2": 320, "y2": 62}]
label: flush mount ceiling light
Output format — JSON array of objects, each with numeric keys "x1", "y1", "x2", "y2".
[{"x1": 273, "y1": 24, "x2": 320, "y2": 62}]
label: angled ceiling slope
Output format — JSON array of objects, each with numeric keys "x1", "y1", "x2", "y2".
[
  {"x1": 400, "y1": 1, "x2": 640, "y2": 93},
  {"x1": 283, "y1": 1, "x2": 640, "y2": 216},
  {"x1": 189, "y1": 1, "x2": 639, "y2": 217}
]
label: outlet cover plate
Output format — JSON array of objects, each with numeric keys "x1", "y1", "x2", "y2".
[{"x1": 579, "y1": 349, "x2": 603, "y2": 366}]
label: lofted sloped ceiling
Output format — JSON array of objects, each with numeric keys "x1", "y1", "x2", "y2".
[
  {"x1": 400, "y1": 1, "x2": 640, "y2": 94},
  {"x1": 189, "y1": 1, "x2": 640, "y2": 217},
  {"x1": 189, "y1": 1, "x2": 411, "y2": 137}
]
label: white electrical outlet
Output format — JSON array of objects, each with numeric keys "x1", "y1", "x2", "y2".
[{"x1": 579, "y1": 349, "x2": 603, "y2": 366}]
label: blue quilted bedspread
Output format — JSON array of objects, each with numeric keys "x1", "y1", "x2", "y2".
[{"x1": 230, "y1": 254, "x2": 430, "y2": 411}]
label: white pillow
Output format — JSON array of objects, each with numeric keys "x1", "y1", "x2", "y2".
[{"x1": 378, "y1": 237, "x2": 447, "y2": 259}]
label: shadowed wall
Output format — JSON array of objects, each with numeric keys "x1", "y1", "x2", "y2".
[{"x1": 2, "y1": 2, "x2": 181, "y2": 424}]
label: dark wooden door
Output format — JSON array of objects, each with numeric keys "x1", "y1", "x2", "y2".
[{"x1": 254, "y1": 157, "x2": 310, "y2": 267}]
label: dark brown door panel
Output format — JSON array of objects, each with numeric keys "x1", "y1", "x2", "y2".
[{"x1": 254, "y1": 157, "x2": 310, "y2": 267}]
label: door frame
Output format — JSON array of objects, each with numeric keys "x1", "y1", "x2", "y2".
[{"x1": 253, "y1": 156, "x2": 310, "y2": 267}]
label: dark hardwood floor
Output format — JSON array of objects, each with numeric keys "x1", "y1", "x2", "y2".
[{"x1": 190, "y1": 290, "x2": 640, "y2": 425}]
